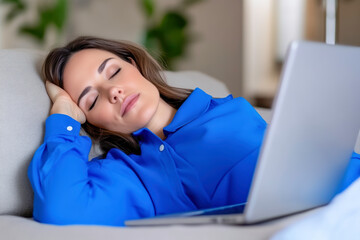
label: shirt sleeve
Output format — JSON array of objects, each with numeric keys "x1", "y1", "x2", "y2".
[
  {"x1": 338, "y1": 151, "x2": 360, "y2": 193},
  {"x1": 28, "y1": 114, "x2": 154, "y2": 226}
]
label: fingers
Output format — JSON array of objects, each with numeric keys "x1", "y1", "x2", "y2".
[
  {"x1": 45, "y1": 81, "x2": 87, "y2": 124},
  {"x1": 45, "y1": 81, "x2": 61, "y2": 103},
  {"x1": 77, "y1": 111, "x2": 87, "y2": 124}
]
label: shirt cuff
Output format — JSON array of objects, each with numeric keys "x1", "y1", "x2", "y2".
[{"x1": 44, "y1": 114, "x2": 81, "y2": 141}]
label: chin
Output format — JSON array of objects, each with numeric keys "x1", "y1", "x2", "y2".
[{"x1": 136, "y1": 106, "x2": 157, "y2": 128}]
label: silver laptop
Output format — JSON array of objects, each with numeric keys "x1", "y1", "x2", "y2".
[{"x1": 126, "y1": 41, "x2": 360, "y2": 226}]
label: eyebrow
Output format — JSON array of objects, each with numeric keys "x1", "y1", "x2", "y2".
[
  {"x1": 77, "y1": 86, "x2": 91, "y2": 105},
  {"x1": 98, "y1": 57, "x2": 113, "y2": 73},
  {"x1": 77, "y1": 57, "x2": 114, "y2": 105}
]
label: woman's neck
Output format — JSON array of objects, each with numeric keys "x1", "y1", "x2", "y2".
[{"x1": 146, "y1": 98, "x2": 177, "y2": 140}]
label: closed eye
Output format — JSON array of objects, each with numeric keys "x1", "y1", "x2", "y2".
[
  {"x1": 110, "y1": 68, "x2": 121, "y2": 79},
  {"x1": 89, "y1": 96, "x2": 98, "y2": 111}
]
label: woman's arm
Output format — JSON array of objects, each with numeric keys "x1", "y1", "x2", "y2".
[{"x1": 27, "y1": 83, "x2": 154, "y2": 226}]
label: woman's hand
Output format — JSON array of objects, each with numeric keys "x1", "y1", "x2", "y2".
[{"x1": 46, "y1": 81, "x2": 86, "y2": 124}]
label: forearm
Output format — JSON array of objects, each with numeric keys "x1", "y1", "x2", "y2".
[{"x1": 28, "y1": 114, "x2": 154, "y2": 226}]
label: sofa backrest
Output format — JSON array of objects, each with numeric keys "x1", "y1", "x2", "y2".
[{"x1": 0, "y1": 49, "x2": 48, "y2": 216}]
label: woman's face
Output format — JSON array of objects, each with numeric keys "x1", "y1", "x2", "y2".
[{"x1": 62, "y1": 48, "x2": 160, "y2": 135}]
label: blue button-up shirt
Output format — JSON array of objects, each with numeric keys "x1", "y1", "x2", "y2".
[{"x1": 28, "y1": 88, "x2": 267, "y2": 226}]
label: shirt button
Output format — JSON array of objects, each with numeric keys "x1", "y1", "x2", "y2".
[
  {"x1": 159, "y1": 144, "x2": 165, "y2": 152},
  {"x1": 66, "y1": 126, "x2": 73, "y2": 131}
]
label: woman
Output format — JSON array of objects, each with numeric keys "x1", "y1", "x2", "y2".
[{"x1": 28, "y1": 36, "x2": 267, "y2": 226}]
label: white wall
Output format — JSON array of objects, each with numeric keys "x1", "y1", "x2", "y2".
[
  {"x1": 0, "y1": 0, "x2": 244, "y2": 97},
  {"x1": 242, "y1": 0, "x2": 307, "y2": 103},
  {"x1": 242, "y1": 0, "x2": 278, "y2": 100},
  {"x1": 177, "y1": 0, "x2": 243, "y2": 97}
]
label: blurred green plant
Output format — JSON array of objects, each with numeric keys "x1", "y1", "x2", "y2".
[
  {"x1": 139, "y1": 0, "x2": 204, "y2": 70},
  {"x1": 0, "y1": 0, "x2": 68, "y2": 45}
]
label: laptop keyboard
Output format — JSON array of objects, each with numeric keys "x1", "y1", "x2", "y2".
[{"x1": 165, "y1": 202, "x2": 247, "y2": 217}]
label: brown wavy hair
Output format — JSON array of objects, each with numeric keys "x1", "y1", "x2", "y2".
[{"x1": 43, "y1": 36, "x2": 192, "y2": 156}]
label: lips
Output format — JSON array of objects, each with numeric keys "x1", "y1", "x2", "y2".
[{"x1": 120, "y1": 93, "x2": 140, "y2": 117}]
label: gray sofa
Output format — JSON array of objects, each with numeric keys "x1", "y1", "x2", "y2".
[{"x1": 0, "y1": 49, "x2": 314, "y2": 239}]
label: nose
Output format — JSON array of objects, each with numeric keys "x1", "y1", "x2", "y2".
[{"x1": 108, "y1": 86, "x2": 123, "y2": 104}]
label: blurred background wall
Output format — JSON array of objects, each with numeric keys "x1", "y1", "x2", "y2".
[
  {"x1": 243, "y1": 0, "x2": 360, "y2": 107},
  {"x1": 0, "y1": 0, "x2": 244, "y2": 98},
  {"x1": 0, "y1": 0, "x2": 359, "y2": 107}
]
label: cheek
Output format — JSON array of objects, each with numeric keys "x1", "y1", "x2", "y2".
[
  {"x1": 86, "y1": 105, "x2": 116, "y2": 129},
  {"x1": 133, "y1": 89, "x2": 160, "y2": 123}
]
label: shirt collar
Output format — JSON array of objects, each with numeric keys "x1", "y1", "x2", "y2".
[
  {"x1": 132, "y1": 88, "x2": 212, "y2": 138},
  {"x1": 163, "y1": 88, "x2": 212, "y2": 134}
]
